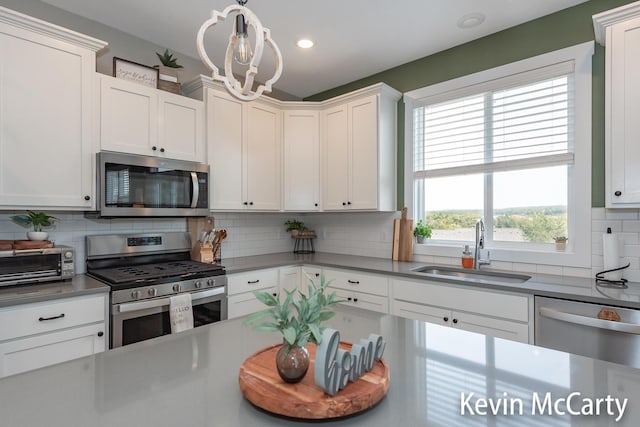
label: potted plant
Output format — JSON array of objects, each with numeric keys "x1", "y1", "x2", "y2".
[
  {"x1": 243, "y1": 273, "x2": 341, "y2": 383},
  {"x1": 414, "y1": 219, "x2": 432, "y2": 244},
  {"x1": 155, "y1": 48, "x2": 183, "y2": 93},
  {"x1": 11, "y1": 211, "x2": 57, "y2": 241},
  {"x1": 553, "y1": 236, "x2": 568, "y2": 251},
  {"x1": 284, "y1": 219, "x2": 305, "y2": 237}
]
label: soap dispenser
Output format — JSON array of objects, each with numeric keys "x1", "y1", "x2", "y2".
[{"x1": 462, "y1": 245, "x2": 474, "y2": 269}]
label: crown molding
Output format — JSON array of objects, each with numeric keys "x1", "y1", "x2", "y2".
[
  {"x1": 0, "y1": 6, "x2": 107, "y2": 52},
  {"x1": 593, "y1": 1, "x2": 640, "y2": 46}
]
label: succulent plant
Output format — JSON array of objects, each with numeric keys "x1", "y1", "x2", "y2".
[{"x1": 156, "y1": 49, "x2": 183, "y2": 68}]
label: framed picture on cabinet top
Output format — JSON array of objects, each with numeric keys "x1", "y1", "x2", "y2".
[{"x1": 112, "y1": 57, "x2": 159, "y2": 88}]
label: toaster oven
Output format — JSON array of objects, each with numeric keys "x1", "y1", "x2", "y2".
[{"x1": 0, "y1": 245, "x2": 75, "y2": 287}]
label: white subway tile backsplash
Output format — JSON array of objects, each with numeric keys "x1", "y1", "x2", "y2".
[{"x1": 1, "y1": 207, "x2": 640, "y2": 281}]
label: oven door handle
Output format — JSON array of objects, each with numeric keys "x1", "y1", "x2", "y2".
[
  {"x1": 190, "y1": 172, "x2": 199, "y2": 209},
  {"x1": 117, "y1": 287, "x2": 225, "y2": 313},
  {"x1": 539, "y1": 307, "x2": 640, "y2": 334}
]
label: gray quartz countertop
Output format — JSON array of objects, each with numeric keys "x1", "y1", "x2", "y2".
[
  {"x1": 221, "y1": 252, "x2": 640, "y2": 309},
  {"x1": 2, "y1": 305, "x2": 639, "y2": 426},
  {"x1": 0, "y1": 274, "x2": 109, "y2": 308}
]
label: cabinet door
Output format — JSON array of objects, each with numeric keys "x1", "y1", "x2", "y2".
[
  {"x1": 323, "y1": 104, "x2": 350, "y2": 210},
  {"x1": 0, "y1": 23, "x2": 94, "y2": 208},
  {"x1": 0, "y1": 323, "x2": 105, "y2": 378},
  {"x1": 608, "y1": 16, "x2": 640, "y2": 207},
  {"x1": 283, "y1": 110, "x2": 320, "y2": 211},
  {"x1": 452, "y1": 311, "x2": 529, "y2": 344},
  {"x1": 392, "y1": 300, "x2": 451, "y2": 327},
  {"x1": 279, "y1": 266, "x2": 301, "y2": 294},
  {"x1": 207, "y1": 89, "x2": 244, "y2": 210},
  {"x1": 228, "y1": 286, "x2": 278, "y2": 319},
  {"x1": 349, "y1": 95, "x2": 379, "y2": 209},
  {"x1": 329, "y1": 287, "x2": 389, "y2": 314},
  {"x1": 246, "y1": 102, "x2": 282, "y2": 210},
  {"x1": 158, "y1": 92, "x2": 205, "y2": 162},
  {"x1": 99, "y1": 75, "x2": 158, "y2": 156}
]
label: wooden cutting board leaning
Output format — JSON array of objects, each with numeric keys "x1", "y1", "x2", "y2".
[{"x1": 392, "y1": 207, "x2": 413, "y2": 261}]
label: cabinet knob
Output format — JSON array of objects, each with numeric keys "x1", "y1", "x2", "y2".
[
  {"x1": 453, "y1": 318, "x2": 458, "y2": 324},
  {"x1": 160, "y1": 148, "x2": 165, "y2": 153},
  {"x1": 272, "y1": 292, "x2": 277, "y2": 297},
  {"x1": 84, "y1": 195, "x2": 91, "y2": 201},
  {"x1": 243, "y1": 202, "x2": 248, "y2": 205},
  {"x1": 314, "y1": 203, "x2": 318, "y2": 207},
  {"x1": 342, "y1": 202, "x2": 346, "y2": 206},
  {"x1": 152, "y1": 146, "x2": 157, "y2": 151},
  {"x1": 615, "y1": 191, "x2": 622, "y2": 197},
  {"x1": 347, "y1": 201, "x2": 352, "y2": 205},
  {"x1": 97, "y1": 331, "x2": 104, "y2": 337},
  {"x1": 315, "y1": 273, "x2": 320, "y2": 277},
  {"x1": 443, "y1": 317, "x2": 449, "y2": 322},
  {"x1": 249, "y1": 201, "x2": 254, "y2": 206},
  {"x1": 347, "y1": 297, "x2": 352, "y2": 301},
  {"x1": 353, "y1": 297, "x2": 358, "y2": 302}
]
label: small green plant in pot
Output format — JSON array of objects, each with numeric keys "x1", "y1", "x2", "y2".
[
  {"x1": 284, "y1": 219, "x2": 305, "y2": 237},
  {"x1": 11, "y1": 211, "x2": 57, "y2": 241},
  {"x1": 243, "y1": 273, "x2": 341, "y2": 383},
  {"x1": 156, "y1": 48, "x2": 184, "y2": 69},
  {"x1": 414, "y1": 219, "x2": 432, "y2": 244},
  {"x1": 553, "y1": 235, "x2": 568, "y2": 251}
]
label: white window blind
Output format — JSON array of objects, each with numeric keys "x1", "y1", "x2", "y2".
[{"x1": 414, "y1": 64, "x2": 575, "y2": 178}]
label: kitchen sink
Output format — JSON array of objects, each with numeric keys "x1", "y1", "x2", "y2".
[{"x1": 411, "y1": 265, "x2": 531, "y2": 284}]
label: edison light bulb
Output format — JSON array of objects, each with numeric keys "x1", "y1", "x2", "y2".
[{"x1": 233, "y1": 14, "x2": 252, "y2": 65}]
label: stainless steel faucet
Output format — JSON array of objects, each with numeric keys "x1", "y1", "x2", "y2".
[{"x1": 474, "y1": 218, "x2": 491, "y2": 269}]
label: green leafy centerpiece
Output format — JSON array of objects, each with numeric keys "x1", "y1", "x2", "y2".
[{"x1": 244, "y1": 273, "x2": 340, "y2": 383}]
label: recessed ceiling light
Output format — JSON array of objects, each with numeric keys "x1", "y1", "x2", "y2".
[
  {"x1": 296, "y1": 38, "x2": 314, "y2": 49},
  {"x1": 457, "y1": 13, "x2": 485, "y2": 29}
]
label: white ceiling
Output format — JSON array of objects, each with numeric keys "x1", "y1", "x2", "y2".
[{"x1": 40, "y1": 0, "x2": 589, "y2": 99}]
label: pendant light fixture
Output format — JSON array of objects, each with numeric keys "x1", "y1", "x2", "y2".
[{"x1": 196, "y1": 0, "x2": 283, "y2": 101}]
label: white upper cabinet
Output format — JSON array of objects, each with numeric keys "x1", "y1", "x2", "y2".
[
  {"x1": 283, "y1": 110, "x2": 320, "y2": 211},
  {"x1": 594, "y1": 2, "x2": 640, "y2": 207},
  {"x1": 184, "y1": 77, "x2": 399, "y2": 212},
  {"x1": 322, "y1": 85, "x2": 401, "y2": 211},
  {"x1": 98, "y1": 74, "x2": 205, "y2": 163},
  {"x1": 0, "y1": 7, "x2": 106, "y2": 210},
  {"x1": 184, "y1": 79, "x2": 282, "y2": 211}
]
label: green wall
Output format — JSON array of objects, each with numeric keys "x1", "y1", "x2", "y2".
[{"x1": 305, "y1": 0, "x2": 636, "y2": 209}]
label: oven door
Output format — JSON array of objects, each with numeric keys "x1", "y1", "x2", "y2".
[{"x1": 111, "y1": 287, "x2": 227, "y2": 348}]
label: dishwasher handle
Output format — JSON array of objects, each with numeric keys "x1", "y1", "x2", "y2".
[{"x1": 539, "y1": 306, "x2": 640, "y2": 335}]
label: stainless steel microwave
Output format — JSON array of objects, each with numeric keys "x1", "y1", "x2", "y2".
[{"x1": 94, "y1": 151, "x2": 209, "y2": 217}]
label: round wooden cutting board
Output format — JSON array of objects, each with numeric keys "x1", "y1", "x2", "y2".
[{"x1": 238, "y1": 342, "x2": 389, "y2": 419}]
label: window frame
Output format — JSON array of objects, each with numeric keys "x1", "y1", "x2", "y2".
[{"x1": 404, "y1": 41, "x2": 594, "y2": 268}]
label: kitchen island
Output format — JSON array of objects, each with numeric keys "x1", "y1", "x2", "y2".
[{"x1": 1, "y1": 305, "x2": 639, "y2": 426}]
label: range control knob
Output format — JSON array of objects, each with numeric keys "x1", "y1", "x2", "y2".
[
  {"x1": 131, "y1": 290, "x2": 142, "y2": 300},
  {"x1": 172, "y1": 284, "x2": 182, "y2": 293},
  {"x1": 195, "y1": 281, "x2": 203, "y2": 289},
  {"x1": 207, "y1": 279, "x2": 215, "y2": 287},
  {"x1": 148, "y1": 288, "x2": 158, "y2": 297}
]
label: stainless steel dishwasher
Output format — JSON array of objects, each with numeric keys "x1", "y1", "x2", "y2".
[{"x1": 535, "y1": 296, "x2": 640, "y2": 368}]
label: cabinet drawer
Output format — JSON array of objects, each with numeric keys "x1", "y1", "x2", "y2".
[
  {"x1": 0, "y1": 294, "x2": 106, "y2": 342},
  {"x1": 227, "y1": 269, "x2": 279, "y2": 295},
  {"x1": 228, "y1": 286, "x2": 278, "y2": 319},
  {"x1": 392, "y1": 279, "x2": 528, "y2": 322},
  {"x1": 323, "y1": 268, "x2": 388, "y2": 296}
]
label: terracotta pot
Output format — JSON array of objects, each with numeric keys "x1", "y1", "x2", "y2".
[
  {"x1": 291, "y1": 229, "x2": 299, "y2": 237},
  {"x1": 275, "y1": 342, "x2": 309, "y2": 383}
]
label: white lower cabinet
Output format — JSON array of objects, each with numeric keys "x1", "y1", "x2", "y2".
[
  {"x1": 391, "y1": 278, "x2": 531, "y2": 343},
  {"x1": 322, "y1": 268, "x2": 389, "y2": 314},
  {"x1": 279, "y1": 266, "x2": 301, "y2": 294},
  {"x1": 0, "y1": 294, "x2": 107, "y2": 378},
  {"x1": 227, "y1": 268, "x2": 279, "y2": 319}
]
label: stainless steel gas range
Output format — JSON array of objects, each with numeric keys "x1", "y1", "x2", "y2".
[{"x1": 86, "y1": 232, "x2": 227, "y2": 348}]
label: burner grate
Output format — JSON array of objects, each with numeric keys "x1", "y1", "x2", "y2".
[{"x1": 89, "y1": 260, "x2": 225, "y2": 285}]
